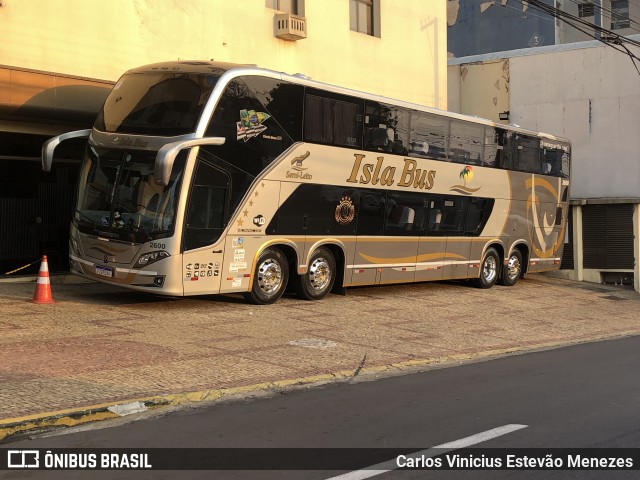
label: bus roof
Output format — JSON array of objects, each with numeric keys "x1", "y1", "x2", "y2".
[{"x1": 121, "y1": 60, "x2": 570, "y2": 146}]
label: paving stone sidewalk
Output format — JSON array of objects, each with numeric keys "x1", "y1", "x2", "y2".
[{"x1": 0, "y1": 274, "x2": 638, "y2": 439}]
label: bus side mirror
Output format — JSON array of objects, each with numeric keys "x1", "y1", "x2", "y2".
[
  {"x1": 154, "y1": 137, "x2": 226, "y2": 186},
  {"x1": 41, "y1": 129, "x2": 91, "y2": 172}
]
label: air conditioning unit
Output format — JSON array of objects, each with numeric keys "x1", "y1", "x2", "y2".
[{"x1": 274, "y1": 13, "x2": 307, "y2": 41}]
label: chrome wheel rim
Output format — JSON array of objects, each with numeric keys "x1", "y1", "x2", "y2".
[
  {"x1": 308, "y1": 257, "x2": 331, "y2": 291},
  {"x1": 482, "y1": 255, "x2": 497, "y2": 284},
  {"x1": 257, "y1": 258, "x2": 282, "y2": 295},
  {"x1": 506, "y1": 254, "x2": 521, "y2": 281}
]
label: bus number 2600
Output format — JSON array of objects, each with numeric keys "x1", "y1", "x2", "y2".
[{"x1": 149, "y1": 242, "x2": 166, "y2": 250}]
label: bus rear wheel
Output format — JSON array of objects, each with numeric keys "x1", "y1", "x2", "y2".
[
  {"x1": 472, "y1": 247, "x2": 500, "y2": 289},
  {"x1": 499, "y1": 250, "x2": 523, "y2": 286},
  {"x1": 295, "y1": 247, "x2": 336, "y2": 301},
  {"x1": 244, "y1": 248, "x2": 289, "y2": 305}
]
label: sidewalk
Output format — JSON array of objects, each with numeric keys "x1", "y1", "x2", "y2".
[{"x1": 1, "y1": 273, "x2": 639, "y2": 442}]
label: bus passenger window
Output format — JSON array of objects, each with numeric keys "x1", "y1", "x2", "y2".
[
  {"x1": 410, "y1": 112, "x2": 448, "y2": 160},
  {"x1": 364, "y1": 127, "x2": 390, "y2": 150},
  {"x1": 364, "y1": 101, "x2": 410, "y2": 155},
  {"x1": 384, "y1": 192, "x2": 426, "y2": 235},
  {"x1": 449, "y1": 120, "x2": 484, "y2": 165},
  {"x1": 483, "y1": 128, "x2": 498, "y2": 167},
  {"x1": 465, "y1": 197, "x2": 494, "y2": 235},
  {"x1": 304, "y1": 90, "x2": 363, "y2": 148},
  {"x1": 427, "y1": 196, "x2": 465, "y2": 235},
  {"x1": 495, "y1": 129, "x2": 516, "y2": 170},
  {"x1": 428, "y1": 206, "x2": 442, "y2": 232},
  {"x1": 516, "y1": 135, "x2": 542, "y2": 173},
  {"x1": 357, "y1": 190, "x2": 385, "y2": 236},
  {"x1": 542, "y1": 146, "x2": 569, "y2": 178}
]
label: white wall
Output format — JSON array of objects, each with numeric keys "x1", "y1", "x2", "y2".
[{"x1": 509, "y1": 43, "x2": 640, "y2": 199}]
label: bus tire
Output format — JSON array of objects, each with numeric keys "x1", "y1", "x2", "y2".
[
  {"x1": 244, "y1": 248, "x2": 289, "y2": 305},
  {"x1": 499, "y1": 249, "x2": 523, "y2": 287},
  {"x1": 472, "y1": 247, "x2": 500, "y2": 289},
  {"x1": 295, "y1": 247, "x2": 336, "y2": 301}
]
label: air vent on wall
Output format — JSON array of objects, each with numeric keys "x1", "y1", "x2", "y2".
[{"x1": 274, "y1": 13, "x2": 307, "y2": 41}]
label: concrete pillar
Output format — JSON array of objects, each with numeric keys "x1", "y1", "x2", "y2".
[
  {"x1": 573, "y1": 205, "x2": 584, "y2": 281},
  {"x1": 634, "y1": 203, "x2": 640, "y2": 293}
]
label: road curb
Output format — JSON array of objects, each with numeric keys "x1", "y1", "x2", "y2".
[{"x1": 0, "y1": 333, "x2": 633, "y2": 443}]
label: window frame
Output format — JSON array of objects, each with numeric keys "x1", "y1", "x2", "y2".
[
  {"x1": 578, "y1": 1, "x2": 595, "y2": 18},
  {"x1": 265, "y1": 0, "x2": 305, "y2": 16},
  {"x1": 350, "y1": 0, "x2": 381, "y2": 37},
  {"x1": 611, "y1": 0, "x2": 630, "y2": 30}
]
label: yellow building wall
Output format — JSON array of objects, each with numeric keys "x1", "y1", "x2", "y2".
[{"x1": 0, "y1": 0, "x2": 446, "y2": 108}]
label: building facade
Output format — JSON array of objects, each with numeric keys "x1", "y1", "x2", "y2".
[
  {"x1": 447, "y1": 0, "x2": 640, "y2": 58},
  {"x1": 0, "y1": 0, "x2": 447, "y2": 274},
  {"x1": 448, "y1": 37, "x2": 640, "y2": 292}
]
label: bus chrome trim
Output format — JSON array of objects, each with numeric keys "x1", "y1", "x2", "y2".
[
  {"x1": 89, "y1": 130, "x2": 198, "y2": 151},
  {"x1": 70, "y1": 254, "x2": 158, "y2": 275},
  {"x1": 348, "y1": 260, "x2": 479, "y2": 269},
  {"x1": 42, "y1": 129, "x2": 91, "y2": 172},
  {"x1": 116, "y1": 268, "x2": 159, "y2": 276},
  {"x1": 155, "y1": 137, "x2": 226, "y2": 186},
  {"x1": 69, "y1": 253, "x2": 93, "y2": 266}
]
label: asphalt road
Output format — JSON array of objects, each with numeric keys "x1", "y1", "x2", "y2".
[{"x1": 2, "y1": 335, "x2": 640, "y2": 480}]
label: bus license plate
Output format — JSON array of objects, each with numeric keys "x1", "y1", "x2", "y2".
[{"x1": 95, "y1": 265, "x2": 113, "y2": 277}]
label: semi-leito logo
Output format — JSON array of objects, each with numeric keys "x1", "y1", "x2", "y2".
[
  {"x1": 286, "y1": 151, "x2": 312, "y2": 180},
  {"x1": 335, "y1": 196, "x2": 355, "y2": 225},
  {"x1": 346, "y1": 154, "x2": 436, "y2": 190},
  {"x1": 290, "y1": 151, "x2": 310, "y2": 171}
]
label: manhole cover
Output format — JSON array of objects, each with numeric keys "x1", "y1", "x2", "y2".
[{"x1": 288, "y1": 338, "x2": 338, "y2": 349}]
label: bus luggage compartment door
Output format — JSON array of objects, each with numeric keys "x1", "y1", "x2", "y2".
[{"x1": 182, "y1": 246, "x2": 225, "y2": 295}]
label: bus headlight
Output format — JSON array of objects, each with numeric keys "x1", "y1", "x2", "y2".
[{"x1": 135, "y1": 251, "x2": 170, "y2": 268}]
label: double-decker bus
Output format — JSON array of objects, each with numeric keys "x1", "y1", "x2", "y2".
[{"x1": 42, "y1": 61, "x2": 570, "y2": 304}]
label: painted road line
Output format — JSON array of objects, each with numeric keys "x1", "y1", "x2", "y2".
[{"x1": 324, "y1": 424, "x2": 528, "y2": 480}]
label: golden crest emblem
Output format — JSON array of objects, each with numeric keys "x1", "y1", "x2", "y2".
[{"x1": 335, "y1": 196, "x2": 355, "y2": 225}]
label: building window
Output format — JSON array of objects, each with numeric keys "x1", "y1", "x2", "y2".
[
  {"x1": 577, "y1": 1, "x2": 595, "y2": 17},
  {"x1": 611, "y1": 0, "x2": 630, "y2": 29},
  {"x1": 350, "y1": 0, "x2": 380, "y2": 36},
  {"x1": 266, "y1": 0, "x2": 304, "y2": 16}
]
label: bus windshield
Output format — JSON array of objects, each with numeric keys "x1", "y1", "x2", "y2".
[
  {"x1": 75, "y1": 147, "x2": 186, "y2": 243},
  {"x1": 94, "y1": 71, "x2": 221, "y2": 135}
]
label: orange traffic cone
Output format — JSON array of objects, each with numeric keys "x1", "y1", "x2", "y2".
[{"x1": 32, "y1": 255, "x2": 55, "y2": 304}]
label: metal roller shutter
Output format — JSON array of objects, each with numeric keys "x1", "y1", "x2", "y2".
[{"x1": 582, "y1": 204, "x2": 634, "y2": 269}]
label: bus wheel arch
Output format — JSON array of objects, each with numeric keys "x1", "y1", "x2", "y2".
[
  {"x1": 244, "y1": 246, "x2": 290, "y2": 305},
  {"x1": 295, "y1": 244, "x2": 342, "y2": 301},
  {"x1": 472, "y1": 245, "x2": 502, "y2": 289}
]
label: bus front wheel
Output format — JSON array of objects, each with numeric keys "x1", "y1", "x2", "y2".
[
  {"x1": 499, "y1": 250, "x2": 523, "y2": 286},
  {"x1": 295, "y1": 247, "x2": 336, "y2": 301},
  {"x1": 244, "y1": 248, "x2": 289, "y2": 305},
  {"x1": 472, "y1": 248, "x2": 500, "y2": 289}
]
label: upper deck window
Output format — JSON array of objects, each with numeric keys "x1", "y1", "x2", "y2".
[
  {"x1": 304, "y1": 89, "x2": 363, "y2": 148},
  {"x1": 95, "y1": 71, "x2": 221, "y2": 136}
]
